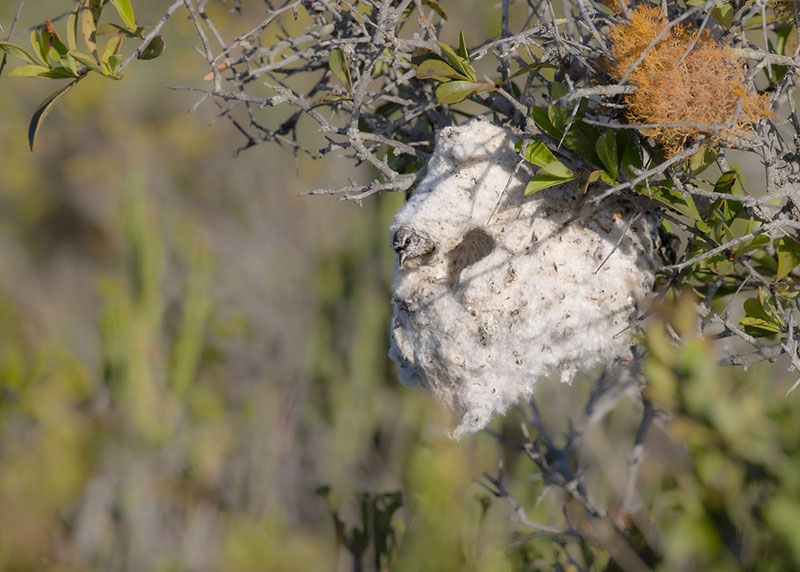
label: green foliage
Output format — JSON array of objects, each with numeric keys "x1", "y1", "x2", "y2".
[
  {"x1": 412, "y1": 33, "x2": 496, "y2": 104},
  {"x1": 640, "y1": 297, "x2": 800, "y2": 569},
  {"x1": 1, "y1": 0, "x2": 163, "y2": 149}
]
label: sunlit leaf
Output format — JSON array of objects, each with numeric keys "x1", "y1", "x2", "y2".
[
  {"x1": 109, "y1": 0, "x2": 137, "y2": 31},
  {"x1": 436, "y1": 41, "x2": 475, "y2": 81},
  {"x1": 741, "y1": 289, "x2": 785, "y2": 335},
  {"x1": 435, "y1": 80, "x2": 494, "y2": 104},
  {"x1": 8, "y1": 64, "x2": 52, "y2": 78},
  {"x1": 80, "y1": 4, "x2": 98, "y2": 59},
  {"x1": 44, "y1": 19, "x2": 69, "y2": 58},
  {"x1": 67, "y1": 4, "x2": 79, "y2": 51},
  {"x1": 523, "y1": 139, "x2": 558, "y2": 167},
  {"x1": 414, "y1": 58, "x2": 463, "y2": 81},
  {"x1": 8, "y1": 64, "x2": 77, "y2": 79},
  {"x1": 775, "y1": 236, "x2": 800, "y2": 281},
  {"x1": 101, "y1": 36, "x2": 123, "y2": 76},
  {"x1": 525, "y1": 171, "x2": 578, "y2": 195},
  {"x1": 422, "y1": 0, "x2": 447, "y2": 19},
  {"x1": 540, "y1": 160, "x2": 575, "y2": 179},
  {"x1": 0, "y1": 40, "x2": 40, "y2": 65},
  {"x1": 530, "y1": 106, "x2": 559, "y2": 138},
  {"x1": 28, "y1": 79, "x2": 80, "y2": 151},
  {"x1": 328, "y1": 47, "x2": 352, "y2": 91},
  {"x1": 30, "y1": 29, "x2": 49, "y2": 66},
  {"x1": 59, "y1": 53, "x2": 79, "y2": 77},
  {"x1": 70, "y1": 50, "x2": 103, "y2": 73}
]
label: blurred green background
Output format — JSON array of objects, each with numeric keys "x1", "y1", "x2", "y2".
[{"x1": 3, "y1": 2, "x2": 800, "y2": 571}]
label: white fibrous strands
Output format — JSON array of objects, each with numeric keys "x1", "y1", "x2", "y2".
[{"x1": 389, "y1": 120, "x2": 660, "y2": 438}]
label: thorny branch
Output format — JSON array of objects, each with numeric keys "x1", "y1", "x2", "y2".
[
  {"x1": 150, "y1": 0, "x2": 800, "y2": 560},
  {"x1": 4, "y1": 0, "x2": 800, "y2": 564}
]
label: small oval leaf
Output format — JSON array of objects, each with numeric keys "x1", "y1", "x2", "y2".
[
  {"x1": 414, "y1": 58, "x2": 462, "y2": 80},
  {"x1": 435, "y1": 80, "x2": 494, "y2": 104},
  {"x1": 138, "y1": 36, "x2": 165, "y2": 60}
]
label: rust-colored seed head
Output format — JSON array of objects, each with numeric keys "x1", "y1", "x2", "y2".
[{"x1": 607, "y1": 6, "x2": 771, "y2": 155}]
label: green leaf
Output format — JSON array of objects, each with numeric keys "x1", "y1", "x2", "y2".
[
  {"x1": 714, "y1": 169, "x2": 745, "y2": 196},
  {"x1": 619, "y1": 133, "x2": 643, "y2": 176},
  {"x1": 30, "y1": 30, "x2": 49, "y2": 66},
  {"x1": 583, "y1": 169, "x2": 615, "y2": 192},
  {"x1": 67, "y1": 5, "x2": 79, "y2": 51},
  {"x1": 523, "y1": 139, "x2": 558, "y2": 167},
  {"x1": 28, "y1": 79, "x2": 80, "y2": 151},
  {"x1": 435, "y1": 80, "x2": 494, "y2": 104},
  {"x1": 687, "y1": 146, "x2": 717, "y2": 176},
  {"x1": 414, "y1": 58, "x2": 464, "y2": 80},
  {"x1": 106, "y1": 53, "x2": 123, "y2": 77},
  {"x1": 540, "y1": 160, "x2": 575, "y2": 179},
  {"x1": 530, "y1": 106, "x2": 559, "y2": 138},
  {"x1": 525, "y1": 171, "x2": 578, "y2": 195},
  {"x1": 706, "y1": 254, "x2": 735, "y2": 276},
  {"x1": 8, "y1": 64, "x2": 52, "y2": 78},
  {"x1": 505, "y1": 62, "x2": 556, "y2": 82},
  {"x1": 43, "y1": 20, "x2": 69, "y2": 59},
  {"x1": 109, "y1": 0, "x2": 137, "y2": 31},
  {"x1": 775, "y1": 236, "x2": 800, "y2": 281},
  {"x1": 422, "y1": 0, "x2": 447, "y2": 19},
  {"x1": 710, "y1": 2, "x2": 734, "y2": 28},
  {"x1": 458, "y1": 31, "x2": 469, "y2": 62},
  {"x1": 736, "y1": 232, "x2": 770, "y2": 256},
  {"x1": 101, "y1": 36, "x2": 123, "y2": 76},
  {"x1": 740, "y1": 316, "x2": 784, "y2": 336},
  {"x1": 59, "y1": 53, "x2": 79, "y2": 77},
  {"x1": 545, "y1": 95, "x2": 602, "y2": 164},
  {"x1": 138, "y1": 36, "x2": 165, "y2": 61},
  {"x1": 642, "y1": 183, "x2": 703, "y2": 222},
  {"x1": 81, "y1": 5, "x2": 98, "y2": 59},
  {"x1": 8, "y1": 63, "x2": 77, "y2": 79},
  {"x1": 741, "y1": 289, "x2": 785, "y2": 335},
  {"x1": 437, "y1": 41, "x2": 475, "y2": 80},
  {"x1": 328, "y1": 47, "x2": 352, "y2": 91},
  {"x1": 0, "y1": 41, "x2": 41, "y2": 66},
  {"x1": 595, "y1": 131, "x2": 618, "y2": 181},
  {"x1": 70, "y1": 50, "x2": 103, "y2": 73},
  {"x1": 551, "y1": 81, "x2": 568, "y2": 101}
]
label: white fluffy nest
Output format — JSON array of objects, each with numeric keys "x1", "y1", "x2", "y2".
[{"x1": 389, "y1": 119, "x2": 660, "y2": 438}]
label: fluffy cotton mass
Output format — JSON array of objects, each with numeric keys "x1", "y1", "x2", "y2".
[{"x1": 389, "y1": 119, "x2": 660, "y2": 438}]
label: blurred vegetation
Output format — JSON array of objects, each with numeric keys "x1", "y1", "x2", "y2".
[{"x1": 1, "y1": 1, "x2": 800, "y2": 571}]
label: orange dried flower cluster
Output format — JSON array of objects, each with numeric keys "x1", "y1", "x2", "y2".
[{"x1": 607, "y1": 6, "x2": 771, "y2": 155}]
